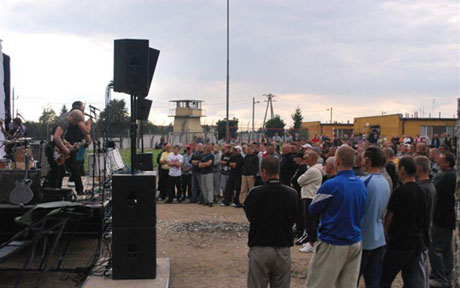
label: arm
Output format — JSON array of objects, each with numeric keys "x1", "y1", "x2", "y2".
[
  {"x1": 53, "y1": 127, "x2": 70, "y2": 155},
  {"x1": 297, "y1": 169, "x2": 321, "y2": 187},
  {"x1": 309, "y1": 184, "x2": 335, "y2": 215},
  {"x1": 383, "y1": 211, "x2": 393, "y2": 236},
  {"x1": 198, "y1": 159, "x2": 213, "y2": 168},
  {"x1": 77, "y1": 118, "x2": 92, "y2": 135}
]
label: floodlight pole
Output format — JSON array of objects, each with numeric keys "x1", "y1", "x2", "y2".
[{"x1": 225, "y1": 0, "x2": 230, "y2": 143}]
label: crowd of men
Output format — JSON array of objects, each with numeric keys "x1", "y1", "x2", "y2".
[{"x1": 156, "y1": 132, "x2": 456, "y2": 288}]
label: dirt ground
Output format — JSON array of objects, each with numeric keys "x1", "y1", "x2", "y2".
[{"x1": 0, "y1": 202, "x2": 403, "y2": 288}]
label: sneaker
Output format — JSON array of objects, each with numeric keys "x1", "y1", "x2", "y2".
[
  {"x1": 220, "y1": 202, "x2": 229, "y2": 206},
  {"x1": 295, "y1": 231, "x2": 308, "y2": 245},
  {"x1": 299, "y1": 243, "x2": 315, "y2": 253},
  {"x1": 163, "y1": 198, "x2": 172, "y2": 204},
  {"x1": 234, "y1": 203, "x2": 243, "y2": 208},
  {"x1": 208, "y1": 202, "x2": 213, "y2": 207},
  {"x1": 172, "y1": 198, "x2": 178, "y2": 204},
  {"x1": 231, "y1": 203, "x2": 237, "y2": 207}
]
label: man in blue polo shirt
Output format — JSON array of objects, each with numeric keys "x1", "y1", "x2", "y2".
[
  {"x1": 306, "y1": 145, "x2": 367, "y2": 288},
  {"x1": 358, "y1": 147, "x2": 390, "y2": 288}
]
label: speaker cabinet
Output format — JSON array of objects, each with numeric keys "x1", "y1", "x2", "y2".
[
  {"x1": 113, "y1": 39, "x2": 150, "y2": 95},
  {"x1": 112, "y1": 173, "x2": 156, "y2": 228},
  {"x1": 112, "y1": 228, "x2": 156, "y2": 279},
  {"x1": 136, "y1": 98, "x2": 152, "y2": 121},
  {"x1": 0, "y1": 169, "x2": 42, "y2": 204},
  {"x1": 134, "y1": 153, "x2": 153, "y2": 171},
  {"x1": 112, "y1": 173, "x2": 157, "y2": 279}
]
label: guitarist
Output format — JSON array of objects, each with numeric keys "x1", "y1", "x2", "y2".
[{"x1": 43, "y1": 101, "x2": 92, "y2": 191}]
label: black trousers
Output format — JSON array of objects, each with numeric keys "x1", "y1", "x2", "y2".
[
  {"x1": 295, "y1": 190, "x2": 304, "y2": 237},
  {"x1": 224, "y1": 173, "x2": 242, "y2": 205},
  {"x1": 167, "y1": 175, "x2": 182, "y2": 200},
  {"x1": 181, "y1": 174, "x2": 192, "y2": 199},
  {"x1": 303, "y1": 198, "x2": 319, "y2": 243},
  {"x1": 65, "y1": 150, "x2": 83, "y2": 194},
  {"x1": 44, "y1": 143, "x2": 66, "y2": 189},
  {"x1": 158, "y1": 168, "x2": 169, "y2": 199}
]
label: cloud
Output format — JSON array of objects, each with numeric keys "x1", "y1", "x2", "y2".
[{"x1": 0, "y1": 0, "x2": 458, "y2": 128}]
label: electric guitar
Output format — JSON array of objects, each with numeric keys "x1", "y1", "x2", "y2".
[
  {"x1": 54, "y1": 141, "x2": 86, "y2": 166},
  {"x1": 9, "y1": 147, "x2": 33, "y2": 205}
]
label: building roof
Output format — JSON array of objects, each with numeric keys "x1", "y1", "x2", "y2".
[
  {"x1": 169, "y1": 100, "x2": 204, "y2": 102},
  {"x1": 402, "y1": 117, "x2": 457, "y2": 121}
]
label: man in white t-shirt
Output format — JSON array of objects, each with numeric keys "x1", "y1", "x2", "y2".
[{"x1": 166, "y1": 145, "x2": 183, "y2": 203}]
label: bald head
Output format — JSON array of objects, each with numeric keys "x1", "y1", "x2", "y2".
[
  {"x1": 305, "y1": 150, "x2": 319, "y2": 167},
  {"x1": 67, "y1": 110, "x2": 84, "y2": 125},
  {"x1": 335, "y1": 145, "x2": 355, "y2": 170}
]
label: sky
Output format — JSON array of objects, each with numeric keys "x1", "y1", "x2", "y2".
[{"x1": 0, "y1": 0, "x2": 459, "y2": 129}]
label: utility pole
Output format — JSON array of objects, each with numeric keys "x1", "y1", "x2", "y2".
[
  {"x1": 225, "y1": 0, "x2": 230, "y2": 143},
  {"x1": 252, "y1": 97, "x2": 260, "y2": 141},
  {"x1": 262, "y1": 93, "x2": 276, "y2": 129},
  {"x1": 327, "y1": 107, "x2": 333, "y2": 123}
]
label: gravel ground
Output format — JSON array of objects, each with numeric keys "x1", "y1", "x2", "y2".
[{"x1": 0, "y1": 202, "x2": 403, "y2": 287}]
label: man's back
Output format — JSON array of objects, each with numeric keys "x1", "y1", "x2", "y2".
[
  {"x1": 387, "y1": 182, "x2": 427, "y2": 250},
  {"x1": 361, "y1": 174, "x2": 390, "y2": 250},
  {"x1": 244, "y1": 179, "x2": 298, "y2": 247},
  {"x1": 310, "y1": 170, "x2": 367, "y2": 245}
]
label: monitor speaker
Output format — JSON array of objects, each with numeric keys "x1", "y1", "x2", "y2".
[
  {"x1": 136, "y1": 99, "x2": 152, "y2": 121},
  {"x1": 113, "y1": 39, "x2": 150, "y2": 95},
  {"x1": 112, "y1": 173, "x2": 157, "y2": 279},
  {"x1": 135, "y1": 153, "x2": 153, "y2": 171}
]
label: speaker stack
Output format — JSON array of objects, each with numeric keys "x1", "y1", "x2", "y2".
[{"x1": 112, "y1": 173, "x2": 157, "y2": 279}]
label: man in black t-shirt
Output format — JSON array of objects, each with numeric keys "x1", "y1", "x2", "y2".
[
  {"x1": 221, "y1": 146, "x2": 243, "y2": 207},
  {"x1": 380, "y1": 156, "x2": 428, "y2": 288},
  {"x1": 190, "y1": 143, "x2": 203, "y2": 203}
]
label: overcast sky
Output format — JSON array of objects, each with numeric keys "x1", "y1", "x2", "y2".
[{"x1": 1, "y1": 0, "x2": 458, "y2": 128}]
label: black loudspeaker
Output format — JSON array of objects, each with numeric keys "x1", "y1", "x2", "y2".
[
  {"x1": 141, "y1": 48, "x2": 160, "y2": 97},
  {"x1": 112, "y1": 228, "x2": 156, "y2": 279},
  {"x1": 113, "y1": 39, "x2": 150, "y2": 95},
  {"x1": 0, "y1": 170, "x2": 42, "y2": 204},
  {"x1": 135, "y1": 153, "x2": 153, "y2": 171},
  {"x1": 112, "y1": 173, "x2": 156, "y2": 279},
  {"x1": 136, "y1": 99, "x2": 152, "y2": 121}
]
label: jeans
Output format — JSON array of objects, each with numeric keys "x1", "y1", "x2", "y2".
[
  {"x1": 358, "y1": 246, "x2": 386, "y2": 288},
  {"x1": 191, "y1": 172, "x2": 202, "y2": 202},
  {"x1": 181, "y1": 173, "x2": 192, "y2": 199},
  {"x1": 380, "y1": 248, "x2": 425, "y2": 288},
  {"x1": 201, "y1": 173, "x2": 214, "y2": 203},
  {"x1": 429, "y1": 224, "x2": 453, "y2": 284},
  {"x1": 224, "y1": 173, "x2": 242, "y2": 205},
  {"x1": 167, "y1": 175, "x2": 182, "y2": 201},
  {"x1": 213, "y1": 171, "x2": 221, "y2": 197}
]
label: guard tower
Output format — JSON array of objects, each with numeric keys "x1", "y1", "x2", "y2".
[{"x1": 169, "y1": 100, "x2": 205, "y2": 134}]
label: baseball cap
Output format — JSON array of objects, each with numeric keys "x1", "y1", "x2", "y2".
[
  {"x1": 234, "y1": 145, "x2": 242, "y2": 150},
  {"x1": 302, "y1": 143, "x2": 312, "y2": 149}
]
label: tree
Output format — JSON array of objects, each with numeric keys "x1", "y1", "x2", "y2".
[
  {"x1": 97, "y1": 99, "x2": 130, "y2": 137},
  {"x1": 60, "y1": 104, "x2": 68, "y2": 116},
  {"x1": 291, "y1": 106, "x2": 303, "y2": 130},
  {"x1": 216, "y1": 118, "x2": 239, "y2": 140},
  {"x1": 39, "y1": 108, "x2": 57, "y2": 125},
  {"x1": 265, "y1": 115, "x2": 286, "y2": 138}
]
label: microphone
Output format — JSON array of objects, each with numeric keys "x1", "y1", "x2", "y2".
[{"x1": 89, "y1": 105, "x2": 100, "y2": 111}]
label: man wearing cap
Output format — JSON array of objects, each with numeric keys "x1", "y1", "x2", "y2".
[{"x1": 222, "y1": 145, "x2": 244, "y2": 207}]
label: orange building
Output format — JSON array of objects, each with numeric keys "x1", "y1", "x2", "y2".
[{"x1": 301, "y1": 121, "x2": 354, "y2": 140}]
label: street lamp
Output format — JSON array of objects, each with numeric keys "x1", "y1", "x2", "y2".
[
  {"x1": 327, "y1": 107, "x2": 333, "y2": 123},
  {"x1": 251, "y1": 97, "x2": 260, "y2": 141}
]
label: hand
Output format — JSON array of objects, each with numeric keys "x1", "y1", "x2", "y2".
[{"x1": 63, "y1": 148, "x2": 71, "y2": 155}]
